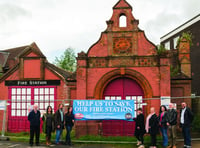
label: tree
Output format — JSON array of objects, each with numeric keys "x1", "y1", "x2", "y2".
[{"x1": 54, "y1": 48, "x2": 76, "y2": 72}]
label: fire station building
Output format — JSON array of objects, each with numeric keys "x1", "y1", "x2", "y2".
[{"x1": 0, "y1": 0, "x2": 191, "y2": 137}]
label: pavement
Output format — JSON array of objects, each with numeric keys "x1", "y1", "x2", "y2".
[{"x1": 1, "y1": 140, "x2": 200, "y2": 148}]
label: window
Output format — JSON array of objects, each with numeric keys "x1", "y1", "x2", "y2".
[
  {"x1": 10, "y1": 88, "x2": 32, "y2": 116},
  {"x1": 34, "y1": 87, "x2": 55, "y2": 114},
  {"x1": 119, "y1": 15, "x2": 127, "y2": 27},
  {"x1": 105, "y1": 96, "x2": 122, "y2": 100},
  {"x1": 173, "y1": 36, "x2": 179, "y2": 49},
  {"x1": 10, "y1": 87, "x2": 55, "y2": 117},
  {"x1": 126, "y1": 96, "x2": 143, "y2": 117},
  {"x1": 164, "y1": 41, "x2": 170, "y2": 50}
]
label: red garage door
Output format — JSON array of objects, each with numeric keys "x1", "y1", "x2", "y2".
[{"x1": 102, "y1": 77, "x2": 144, "y2": 136}]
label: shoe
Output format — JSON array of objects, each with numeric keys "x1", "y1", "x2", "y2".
[
  {"x1": 137, "y1": 141, "x2": 141, "y2": 146},
  {"x1": 29, "y1": 144, "x2": 33, "y2": 147},
  {"x1": 36, "y1": 143, "x2": 40, "y2": 146},
  {"x1": 138, "y1": 144, "x2": 145, "y2": 148}
]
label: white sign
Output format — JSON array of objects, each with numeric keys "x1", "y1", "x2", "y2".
[
  {"x1": 160, "y1": 96, "x2": 171, "y2": 109},
  {"x1": 0, "y1": 100, "x2": 6, "y2": 110}
]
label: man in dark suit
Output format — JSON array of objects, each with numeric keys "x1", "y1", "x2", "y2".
[
  {"x1": 28, "y1": 104, "x2": 41, "y2": 146},
  {"x1": 55, "y1": 104, "x2": 64, "y2": 144},
  {"x1": 180, "y1": 102, "x2": 194, "y2": 148}
]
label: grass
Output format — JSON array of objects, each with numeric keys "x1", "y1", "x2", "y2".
[{"x1": 1, "y1": 130, "x2": 162, "y2": 147}]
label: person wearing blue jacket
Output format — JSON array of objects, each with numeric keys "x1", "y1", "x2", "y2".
[{"x1": 28, "y1": 104, "x2": 41, "y2": 146}]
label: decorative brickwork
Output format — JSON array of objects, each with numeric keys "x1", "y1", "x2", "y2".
[
  {"x1": 113, "y1": 37, "x2": 132, "y2": 54},
  {"x1": 88, "y1": 57, "x2": 158, "y2": 68}
]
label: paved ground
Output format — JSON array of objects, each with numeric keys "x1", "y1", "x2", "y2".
[{"x1": 1, "y1": 140, "x2": 200, "y2": 148}]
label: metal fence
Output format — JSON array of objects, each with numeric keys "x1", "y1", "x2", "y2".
[{"x1": 0, "y1": 96, "x2": 200, "y2": 139}]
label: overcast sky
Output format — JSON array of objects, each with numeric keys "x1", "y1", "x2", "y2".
[{"x1": 0, "y1": 0, "x2": 199, "y2": 62}]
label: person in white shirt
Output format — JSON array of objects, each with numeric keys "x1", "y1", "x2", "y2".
[{"x1": 180, "y1": 102, "x2": 194, "y2": 148}]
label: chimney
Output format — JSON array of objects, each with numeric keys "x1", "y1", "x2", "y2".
[{"x1": 178, "y1": 38, "x2": 191, "y2": 77}]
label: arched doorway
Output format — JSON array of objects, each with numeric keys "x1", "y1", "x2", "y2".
[{"x1": 102, "y1": 77, "x2": 144, "y2": 136}]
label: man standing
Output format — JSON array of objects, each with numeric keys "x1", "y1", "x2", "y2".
[
  {"x1": 166, "y1": 103, "x2": 177, "y2": 148},
  {"x1": 55, "y1": 104, "x2": 64, "y2": 145},
  {"x1": 180, "y1": 102, "x2": 194, "y2": 148},
  {"x1": 28, "y1": 104, "x2": 41, "y2": 146}
]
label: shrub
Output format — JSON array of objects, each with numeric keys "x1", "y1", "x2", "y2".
[{"x1": 192, "y1": 115, "x2": 200, "y2": 132}]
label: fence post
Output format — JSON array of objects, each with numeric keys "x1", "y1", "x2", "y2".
[
  {"x1": 1, "y1": 100, "x2": 7, "y2": 137},
  {"x1": 0, "y1": 100, "x2": 9, "y2": 141}
]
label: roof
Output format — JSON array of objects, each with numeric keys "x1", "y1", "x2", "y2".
[
  {"x1": 160, "y1": 14, "x2": 200, "y2": 42},
  {"x1": 45, "y1": 62, "x2": 76, "y2": 81},
  {"x1": 0, "y1": 42, "x2": 76, "y2": 82},
  {"x1": 0, "y1": 42, "x2": 47, "y2": 70},
  {"x1": 0, "y1": 51, "x2": 9, "y2": 68},
  {"x1": 0, "y1": 45, "x2": 29, "y2": 68}
]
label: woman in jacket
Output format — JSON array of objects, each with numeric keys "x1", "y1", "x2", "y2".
[
  {"x1": 159, "y1": 105, "x2": 168, "y2": 147},
  {"x1": 42, "y1": 105, "x2": 54, "y2": 146},
  {"x1": 65, "y1": 106, "x2": 75, "y2": 146},
  {"x1": 146, "y1": 107, "x2": 159, "y2": 148},
  {"x1": 134, "y1": 108, "x2": 146, "y2": 147}
]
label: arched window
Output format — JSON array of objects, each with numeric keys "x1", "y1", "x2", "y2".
[{"x1": 119, "y1": 14, "x2": 127, "y2": 27}]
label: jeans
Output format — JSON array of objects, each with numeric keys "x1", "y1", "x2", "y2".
[
  {"x1": 182, "y1": 126, "x2": 191, "y2": 146},
  {"x1": 66, "y1": 126, "x2": 72, "y2": 144},
  {"x1": 160, "y1": 127, "x2": 168, "y2": 147},
  {"x1": 55, "y1": 129, "x2": 63, "y2": 144}
]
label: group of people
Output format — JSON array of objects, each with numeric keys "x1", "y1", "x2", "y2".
[
  {"x1": 28, "y1": 102, "x2": 193, "y2": 148},
  {"x1": 134, "y1": 102, "x2": 194, "y2": 148},
  {"x1": 28, "y1": 103, "x2": 74, "y2": 146}
]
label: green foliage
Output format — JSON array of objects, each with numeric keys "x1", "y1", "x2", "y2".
[
  {"x1": 157, "y1": 45, "x2": 167, "y2": 55},
  {"x1": 192, "y1": 115, "x2": 200, "y2": 132},
  {"x1": 170, "y1": 65, "x2": 180, "y2": 77},
  {"x1": 54, "y1": 47, "x2": 76, "y2": 72},
  {"x1": 77, "y1": 135, "x2": 136, "y2": 141},
  {"x1": 177, "y1": 32, "x2": 193, "y2": 47}
]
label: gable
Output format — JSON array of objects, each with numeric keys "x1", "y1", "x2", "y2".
[
  {"x1": 87, "y1": 0, "x2": 156, "y2": 57},
  {"x1": 113, "y1": 0, "x2": 132, "y2": 10},
  {"x1": 26, "y1": 52, "x2": 39, "y2": 57},
  {"x1": 23, "y1": 59, "x2": 41, "y2": 79}
]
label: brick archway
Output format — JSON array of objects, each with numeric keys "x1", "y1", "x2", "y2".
[
  {"x1": 94, "y1": 68, "x2": 153, "y2": 99},
  {"x1": 94, "y1": 68, "x2": 153, "y2": 115}
]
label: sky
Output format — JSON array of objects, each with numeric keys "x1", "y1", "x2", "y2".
[{"x1": 0, "y1": 0, "x2": 199, "y2": 62}]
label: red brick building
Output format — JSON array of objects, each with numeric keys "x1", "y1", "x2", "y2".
[
  {"x1": 75, "y1": 0, "x2": 191, "y2": 137},
  {"x1": 0, "y1": 43, "x2": 75, "y2": 132},
  {"x1": 0, "y1": 0, "x2": 191, "y2": 136}
]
